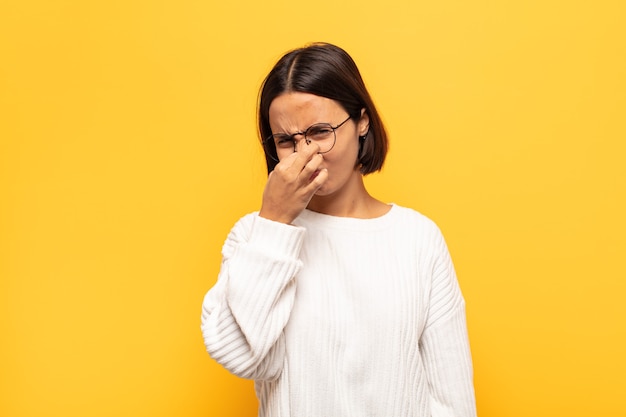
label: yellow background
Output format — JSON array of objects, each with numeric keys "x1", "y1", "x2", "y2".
[{"x1": 1, "y1": 0, "x2": 625, "y2": 416}]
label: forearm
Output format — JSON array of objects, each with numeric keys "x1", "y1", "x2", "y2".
[
  {"x1": 420, "y1": 304, "x2": 476, "y2": 417},
  {"x1": 201, "y1": 214, "x2": 305, "y2": 380}
]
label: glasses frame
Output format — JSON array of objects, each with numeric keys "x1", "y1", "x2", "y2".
[{"x1": 264, "y1": 115, "x2": 352, "y2": 162}]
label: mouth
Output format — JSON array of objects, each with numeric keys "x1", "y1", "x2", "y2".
[{"x1": 309, "y1": 169, "x2": 321, "y2": 181}]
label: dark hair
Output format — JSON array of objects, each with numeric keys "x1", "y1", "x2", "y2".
[{"x1": 258, "y1": 42, "x2": 388, "y2": 175}]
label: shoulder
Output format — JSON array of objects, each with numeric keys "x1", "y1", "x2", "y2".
[
  {"x1": 390, "y1": 204, "x2": 443, "y2": 239},
  {"x1": 387, "y1": 205, "x2": 450, "y2": 260}
]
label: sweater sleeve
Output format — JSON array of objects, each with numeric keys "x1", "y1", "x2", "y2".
[
  {"x1": 200, "y1": 213, "x2": 305, "y2": 381},
  {"x1": 419, "y1": 228, "x2": 477, "y2": 417}
]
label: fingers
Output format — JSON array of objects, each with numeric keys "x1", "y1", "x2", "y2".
[
  {"x1": 281, "y1": 140, "x2": 321, "y2": 173},
  {"x1": 294, "y1": 141, "x2": 324, "y2": 181},
  {"x1": 260, "y1": 140, "x2": 328, "y2": 224},
  {"x1": 294, "y1": 137, "x2": 320, "y2": 156},
  {"x1": 298, "y1": 153, "x2": 324, "y2": 181},
  {"x1": 306, "y1": 167, "x2": 328, "y2": 192}
]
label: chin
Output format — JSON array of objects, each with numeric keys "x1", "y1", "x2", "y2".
[
  {"x1": 312, "y1": 182, "x2": 336, "y2": 197},
  {"x1": 313, "y1": 187, "x2": 332, "y2": 197}
]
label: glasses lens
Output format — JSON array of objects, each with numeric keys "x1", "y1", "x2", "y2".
[
  {"x1": 306, "y1": 124, "x2": 336, "y2": 153},
  {"x1": 273, "y1": 134, "x2": 295, "y2": 150}
]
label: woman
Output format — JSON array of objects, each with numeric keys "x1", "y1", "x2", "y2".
[{"x1": 201, "y1": 42, "x2": 476, "y2": 417}]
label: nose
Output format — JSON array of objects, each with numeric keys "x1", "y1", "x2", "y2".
[{"x1": 293, "y1": 135, "x2": 311, "y2": 152}]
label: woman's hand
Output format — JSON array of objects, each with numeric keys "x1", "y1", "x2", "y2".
[{"x1": 259, "y1": 141, "x2": 328, "y2": 224}]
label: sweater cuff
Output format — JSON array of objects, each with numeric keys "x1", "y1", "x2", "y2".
[{"x1": 249, "y1": 214, "x2": 306, "y2": 259}]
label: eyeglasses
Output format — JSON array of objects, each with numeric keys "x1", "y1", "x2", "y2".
[{"x1": 264, "y1": 115, "x2": 351, "y2": 162}]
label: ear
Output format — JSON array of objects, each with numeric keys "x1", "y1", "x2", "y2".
[{"x1": 358, "y1": 108, "x2": 370, "y2": 137}]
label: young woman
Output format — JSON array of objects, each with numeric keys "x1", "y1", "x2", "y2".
[{"x1": 201, "y1": 42, "x2": 476, "y2": 417}]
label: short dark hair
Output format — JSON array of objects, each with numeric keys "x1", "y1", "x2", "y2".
[{"x1": 258, "y1": 42, "x2": 388, "y2": 175}]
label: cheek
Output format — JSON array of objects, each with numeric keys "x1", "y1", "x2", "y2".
[
  {"x1": 329, "y1": 138, "x2": 360, "y2": 164},
  {"x1": 317, "y1": 132, "x2": 360, "y2": 168}
]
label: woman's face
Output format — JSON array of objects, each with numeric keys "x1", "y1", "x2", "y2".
[{"x1": 268, "y1": 92, "x2": 369, "y2": 198}]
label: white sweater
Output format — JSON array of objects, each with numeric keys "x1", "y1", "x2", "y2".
[{"x1": 201, "y1": 204, "x2": 476, "y2": 417}]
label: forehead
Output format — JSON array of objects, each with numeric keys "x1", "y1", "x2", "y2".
[{"x1": 268, "y1": 92, "x2": 343, "y2": 128}]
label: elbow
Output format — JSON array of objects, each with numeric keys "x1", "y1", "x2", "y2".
[{"x1": 201, "y1": 321, "x2": 284, "y2": 381}]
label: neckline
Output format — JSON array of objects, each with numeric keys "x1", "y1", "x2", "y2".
[{"x1": 296, "y1": 203, "x2": 397, "y2": 231}]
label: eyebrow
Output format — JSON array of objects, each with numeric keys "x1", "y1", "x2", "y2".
[{"x1": 272, "y1": 122, "x2": 321, "y2": 137}]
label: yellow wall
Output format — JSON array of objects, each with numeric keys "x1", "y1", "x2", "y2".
[{"x1": 1, "y1": 1, "x2": 624, "y2": 416}]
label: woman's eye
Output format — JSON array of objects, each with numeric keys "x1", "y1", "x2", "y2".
[
  {"x1": 274, "y1": 136, "x2": 293, "y2": 148},
  {"x1": 308, "y1": 126, "x2": 333, "y2": 139}
]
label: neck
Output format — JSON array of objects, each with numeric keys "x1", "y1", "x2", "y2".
[{"x1": 307, "y1": 173, "x2": 388, "y2": 219}]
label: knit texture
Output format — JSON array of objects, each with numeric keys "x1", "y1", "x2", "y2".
[{"x1": 201, "y1": 204, "x2": 476, "y2": 417}]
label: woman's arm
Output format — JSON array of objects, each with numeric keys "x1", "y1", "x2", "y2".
[
  {"x1": 201, "y1": 213, "x2": 305, "y2": 380},
  {"x1": 419, "y1": 229, "x2": 477, "y2": 417}
]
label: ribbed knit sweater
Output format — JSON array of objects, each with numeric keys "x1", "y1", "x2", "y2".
[{"x1": 201, "y1": 204, "x2": 476, "y2": 417}]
